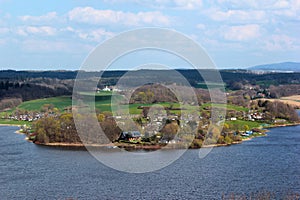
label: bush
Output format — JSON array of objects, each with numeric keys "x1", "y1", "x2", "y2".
[
  {"x1": 217, "y1": 136, "x2": 225, "y2": 144},
  {"x1": 224, "y1": 136, "x2": 233, "y2": 144},
  {"x1": 190, "y1": 139, "x2": 203, "y2": 148}
]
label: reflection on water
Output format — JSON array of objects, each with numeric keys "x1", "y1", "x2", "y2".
[{"x1": 0, "y1": 125, "x2": 299, "y2": 199}]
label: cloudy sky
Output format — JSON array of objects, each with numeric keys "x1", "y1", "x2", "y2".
[{"x1": 0, "y1": 0, "x2": 299, "y2": 70}]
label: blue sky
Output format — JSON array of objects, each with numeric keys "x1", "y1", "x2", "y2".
[{"x1": 0, "y1": 0, "x2": 299, "y2": 70}]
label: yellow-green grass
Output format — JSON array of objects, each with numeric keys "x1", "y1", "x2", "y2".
[
  {"x1": 2, "y1": 94, "x2": 249, "y2": 119},
  {"x1": 97, "y1": 102, "x2": 199, "y2": 115},
  {"x1": 226, "y1": 120, "x2": 263, "y2": 130},
  {"x1": 79, "y1": 91, "x2": 113, "y2": 96},
  {"x1": 196, "y1": 82, "x2": 225, "y2": 90},
  {"x1": 201, "y1": 103, "x2": 248, "y2": 112},
  {"x1": 0, "y1": 119, "x2": 32, "y2": 126},
  {"x1": 17, "y1": 96, "x2": 72, "y2": 112}
]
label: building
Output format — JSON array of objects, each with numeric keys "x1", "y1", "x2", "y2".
[{"x1": 119, "y1": 131, "x2": 141, "y2": 141}]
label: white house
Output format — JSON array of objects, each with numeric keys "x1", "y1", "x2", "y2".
[{"x1": 102, "y1": 86, "x2": 111, "y2": 91}]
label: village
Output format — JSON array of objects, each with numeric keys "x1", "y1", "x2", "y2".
[
  {"x1": 2, "y1": 84, "x2": 297, "y2": 148},
  {"x1": 2, "y1": 100, "x2": 271, "y2": 147}
]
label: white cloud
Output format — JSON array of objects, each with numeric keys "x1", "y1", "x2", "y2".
[
  {"x1": 216, "y1": 0, "x2": 252, "y2": 6},
  {"x1": 214, "y1": 0, "x2": 278, "y2": 9},
  {"x1": 21, "y1": 39, "x2": 93, "y2": 53},
  {"x1": 68, "y1": 7, "x2": 170, "y2": 26},
  {"x1": 104, "y1": 0, "x2": 202, "y2": 10},
  {"x1": 26, "y1": 26, "x2": 57, "y2": 36},
  {"x1": 20, "y1": 12, "x2": 58, "y2": 22},
  {"x1": 77, "y1": 29, "x2": 114, "y2": 42},
  {"x1": 273, "y1": 0, "x2": 290, "y2": 9},
  {"x1": 213, "y1": 0, "x2": 300, "y2": 20},
  {"x1": 0, "y1": 27, "x2": 9, "y2": 34},
  {"x1": 171, "y1": 0, "x2": 202, "y2": 10},
  {"x1": 0, "y1": 38, "x2": 6, "y2": 45},
  {"x1": 64, "y1": 27, "x2": 115, "y2": 42},
  {"x1": 15, "y1": 27, "x2": 27, "y2": 36},
  {"x1": 223, "y1": 24, "x2": 261, "y2": 41},
  {"x1": 16, "y1": 26, "x2": 57, "y2": 36},
  {"x1": 196, "y1": 23, "x2": 206, "y2": 30},
  {"x1": 264, "y1": 34, "x2": 299, "y2": 51},
  {"x1": 272, "y1": 0, "x2": 300, "y2": 19},
  {"x1": 22, "y1": 40, "x2": 67, "y2": 52},
  {"x1": 207, "y1": 9, "x2": 266, "y2": 23}
]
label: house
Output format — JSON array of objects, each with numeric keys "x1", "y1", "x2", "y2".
[
  {"x1": 246, "y1": 131, "x2": 253, "y2": 135},
  {"x1": 102, "y1": 86, "x2": 111, "y2": 91},
  {"x1": 119, "y1": 131, "x2": 141, "y2": 141},
  {"x1": 112, "y1": 87, "x2": 121, "y2": 92}
]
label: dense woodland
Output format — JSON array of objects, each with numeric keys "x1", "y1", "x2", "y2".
[{"x1": 33, "y1": 113, "x2": 121, "y2": 144}]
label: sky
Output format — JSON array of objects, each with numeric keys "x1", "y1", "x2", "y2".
[{"x1": 0, "y1": 0, "x2": 299, "y2": 70}]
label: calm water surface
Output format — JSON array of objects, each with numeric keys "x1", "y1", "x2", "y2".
[{"x1": 0, "y1": 124, "x2": 299, "y2": 199}]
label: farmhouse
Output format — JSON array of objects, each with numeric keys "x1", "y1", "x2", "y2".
[{"x1": 119, "y1": 131, "x2": 141, "y2": 141}]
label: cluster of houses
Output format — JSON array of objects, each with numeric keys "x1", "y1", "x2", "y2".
[
  {"x1": 227, "y1": 110, "x2": 265, "y2": 121},
  {"x1": 4, "y1": 112, "x2": 56, "y2": 122},
  {"x1": 247, "y1": 112, "x2": 264, "y2": 121},
  {"x1": 96, "y1": 86, "x2": 121, "y2": 92},
  {"x1": 7, "y1": 113, "x2": 41, "y2": 122},
  {"x1": 116, "y1": 112, "x2": 200, "y2": 144},
  {"x1": 119, "y1": 131, "x2": 142, "y2": 141},
  {"x1": 241, "y1": 84, "x2": 272, "y2": 100}
]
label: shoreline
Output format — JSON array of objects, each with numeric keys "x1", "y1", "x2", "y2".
[
  {"x1": 0, "y1": 124, "x2": 20, "y2": 127},
  {"x1": 264, "y1": 122, "x2": 300, "y2": 129},
  {"x1": 4, "y1": 120, "x2": 300, "y2": 149},
  {"x1": 27, "y1": 136, "x2": 257, "y2": 149}
]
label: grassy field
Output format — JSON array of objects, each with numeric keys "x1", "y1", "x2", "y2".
[
  {"x1": 2, "y1": 96, "x2": 249, "y2": 115},
  {"x1": 0, "y1": 119, "x2": 31, "y2": 126},
  {"x1": 201, "y1": 103, "x2": 248, "y2": 112},
  {"x1": 3, "y1": 95, "x2": 197, "y2": 116},
  {"x1": 79, "y1": 91, "x2": 113, "y2": 96},
  {"x1": 125, "y1": 102, "x2": 181, "y2": 115},
  {"x1": 1, "y1": 92, "x2": 250, "y2": 120},
  {"x1": 226, "y1": 120, "x2": 263, "y2": 130},
  {"x1": 17, "y1": 96, "x2": 72, "y2": 112},
  {"x1": 196, "y1": 82, "x2": 225, "y2": 90},
  {"x1": 10, "y1": 92, "x2": 114, "y2": 113}
]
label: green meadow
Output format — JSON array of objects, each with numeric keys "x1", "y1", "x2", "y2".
[
  {"x1": 17, "y1": 96, "x2": 72, "y2": 112},
  {"x1": 226, "y1": 120, "x2": 263, "y2": 130},
  {"x1": 1, "y1": 91, "x2": 253, "y2": 126},
  {"x1": 201, "y1": 103, "x2": 249, "y2": 112},
  {"x1": 2, "y1": 95, "x2": 249, "y2": 115}
]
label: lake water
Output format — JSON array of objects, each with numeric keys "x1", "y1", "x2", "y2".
[{"x1": 0, "y1": 124, "x2": 299, "y2": 199}]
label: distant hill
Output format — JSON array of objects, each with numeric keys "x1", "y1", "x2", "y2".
[{"x1": 248, "y1": 62, "x2": 300, "y2": 72}]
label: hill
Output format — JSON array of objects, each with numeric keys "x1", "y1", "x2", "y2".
[{"x1": 247, "y1": 62, "x2": 300, "y2": 72}]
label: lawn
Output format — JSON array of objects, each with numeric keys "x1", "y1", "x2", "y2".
[
  {"x1": 196, "y1": 82, "x2": 225, "y2": 90},
  {"x1": 14, "y1": 92, "x2": 116, "y2": 113},
  {"x1": 2, "y1": 93, "x2": 249, "y2": 120},
  {"x1": 17, "y1": 96, "x2": 72, "y2": 112},
  {"x1": 0, "y1": 119, "x2": 32, "y2": 126},
  {"x1": 201, "y1": 103, "x2": 248, "y2": 112},
  {"x1": 79, "y1": 91, "x2": 112, "y2": 96},
  {"x1": 226, "y1": 120, "x2": 263, "y2": 130}
]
